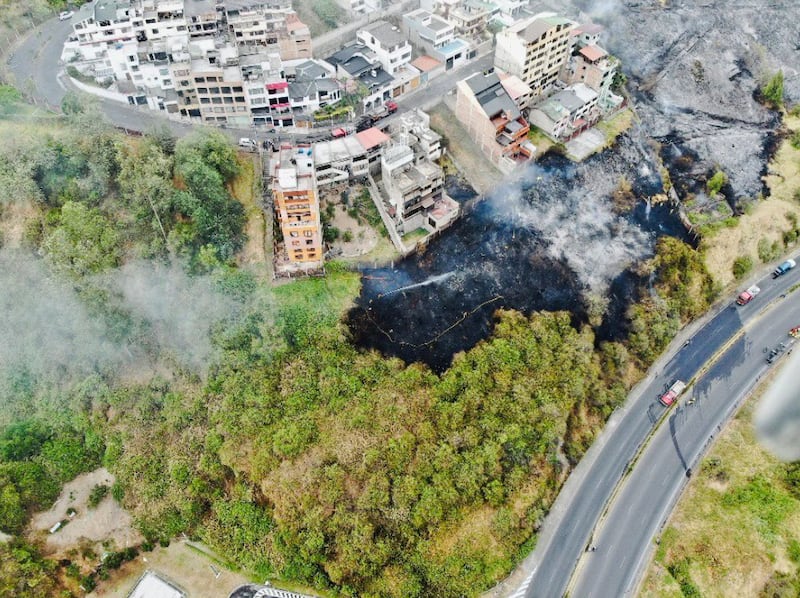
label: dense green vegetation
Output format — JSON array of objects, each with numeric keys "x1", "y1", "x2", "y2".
[{"x1": 0, "y1": 81, "x2": 720, "y2": 596}]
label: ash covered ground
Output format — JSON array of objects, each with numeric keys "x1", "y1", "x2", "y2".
[
  {"x1": 549, "y1": 0, "x2": 799, "y2": 200},
  {"x1": 347, "y1": 141, "x2": 689, "y2": 372},
  {"x1": 347, "y1": 0, "x2": 796, "y2": 370}
]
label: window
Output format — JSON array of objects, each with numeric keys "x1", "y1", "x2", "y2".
[
  {"x1": 209, "y1": 87, "x2": 220, "y2": 94},
  {"x1": 305, "y1": 239, "x2": 314, "y2": 245},
  {"x1": 221, "y1": 86, "x2": 231, "y2": 93},
  {"x1": 290, "y1": 231, "x2": 299, "y2": 237},
  {"x1": 195, "y1": 76, "x2": 205, "y2": 83},
  {"x1": 197, "y1": 87, "x2": 207, "y2": 93},
  {"x1": 304, "y1": 230, "x2": 313, "y2": 237}
]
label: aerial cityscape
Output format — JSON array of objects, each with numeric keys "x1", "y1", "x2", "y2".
[{"x1": 0, "y1": 0, "x2": 799, "y2": 597}]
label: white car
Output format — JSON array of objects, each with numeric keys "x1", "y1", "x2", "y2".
[
  {"x1": 59, "y1": 10, "x2": 74, "y2": 21},
  {"x1": 238, "y1": 137, "x2": 257, "y2": 151}
]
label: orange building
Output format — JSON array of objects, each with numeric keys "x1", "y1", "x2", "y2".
[{"x1": 270, "y1": 144, "x2": 323, "y2": 266}]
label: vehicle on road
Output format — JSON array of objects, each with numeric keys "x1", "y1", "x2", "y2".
[
  {"x1": 59, "y1": 10, "x2": 74, "y2": 20},
  {"x1": 773, "y1": 258, "x2": 796, "y2": 278},
  {"x1": 790, "y1": 326, "x2": 800, "y2": 338},
  {"x1": 364, "y1": 100, "x2": 399, "y2": 125},
  {"x1": 766, "y1": 339, "x2": 795, "y2": 364},
  {"x1": 238, "y1": 137, "x2": 257, "y2": 151},
  {"x1": 331, "y1": 127, "x2": 350, "y2": 138},
  {"x1": 659, "y1": 380, "x2": 687, "y2": 407},
  {"x1": 736, "y1": 285, "x2": 760, "y2": 305}
]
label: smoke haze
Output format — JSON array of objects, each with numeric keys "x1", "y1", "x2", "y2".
[{"x1": 0, "y1": 249, "x2": 245, "y2": 399}]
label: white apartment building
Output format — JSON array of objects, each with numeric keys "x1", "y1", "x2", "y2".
[
  {"x1": 494, "y1": 12, "x2": 576, "y2": 100},
  {"x1": 403, "y1": 9, "x2": 455, "y2": 53},
  {"x1": 356, "y1": 21, "x2": 412, "y2": 75}
]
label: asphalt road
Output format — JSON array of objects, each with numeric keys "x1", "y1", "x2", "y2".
[{"x1": 516, "y1": 264, "x2": 800, "y2": 598}]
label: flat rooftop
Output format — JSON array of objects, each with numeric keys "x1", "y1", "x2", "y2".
[{"x1": 127, "y1": 571, "x2": 185, "y2": 598}]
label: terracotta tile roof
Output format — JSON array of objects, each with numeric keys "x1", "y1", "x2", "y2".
[
  {"x1": 579, "y1": 45, "x2": 608, "y2": 62},
  {"x1": 410, "y1": 55, "x2": 442, "y2": 72},
  {"x1": 356, "y1": 127, "x2": 390, "y2": 150}
]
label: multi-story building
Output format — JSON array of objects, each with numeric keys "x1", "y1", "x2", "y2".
[
  {"x1": 324, "y1": 44, "x2": 395, "y2": 112},
  {"x1": 168, "y1": 39, "x2": 250, "y2": 126},
  {"x1": 63, "y1": 0, "x2": 311, "y2": 125},
  {"x1": 381, "y1": 143, "x2": 445, "y2": 233},
  {"x1": 356, "y1": 21, "x2": 412, "y2": 76},
  {"x1": 270, "y1": 144, "x2": 323, "y2": 266},
  {"x1": 241, "y1": 52, "x2": 294, "y2": 127},
  {"x1": 494, "y1": 12, "x2": 576, "y2": 101},
  {"x1": 403, "y1": 9, "x2": 456, "y2": 54},
  {"x1": 448, "y1": 0, "x2": 491, "y2": 39},
  {"x1": 389, "y1": 108, "x2": 442, "y2": 162},
  {"x1": 224, "y1": 0, "x2": 311, "y2": 60},
  {"x1": 287, "y1": 60, "x2": 341, "y2": 114},
  {"x1": 455, "y1": 69, "x2": 534, "y2": 173},
  {"x1": 563, "y1": 23, "x2": 622, "y2": 114},
  {"x1": 528, "y1": 83, "x2": 600, "y2": 141}
]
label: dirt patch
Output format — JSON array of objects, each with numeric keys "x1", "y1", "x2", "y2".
[
  {"x1": 428, "y1": 102, "x2": 502, "y2": 196},
  {"x1": 29, "y1": 468, "x2": 143, "y2": 554},
  {"x1": 231, "y1": 154, "x2": 270, "y2": 276},
  {"x1": 87, "y1": 541, "x2": 252, "y2": 598},
  {"x1": 326, "y1": 201, "x2": 378, "y2": 258},
  {"x1": 0, "y1": 198, "x2": 39, "y2": 248},
  {"x1": 702, "y1": 198, "x2": 800, "y2": 288}
]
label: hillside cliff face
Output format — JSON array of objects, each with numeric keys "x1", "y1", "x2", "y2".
[{"x1": 535, "y1": 0, "x2": 798, "y2": 200}]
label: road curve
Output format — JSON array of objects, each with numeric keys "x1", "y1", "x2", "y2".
[
  {"x1": 511, "y1": 262, "x2": 800, "y2": 598},
  {"x1": 571, "y1": 286, "x2": 800, "y2": 596}
]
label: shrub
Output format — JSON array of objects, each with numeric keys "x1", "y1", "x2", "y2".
[
  {"x1": 732, "y1": 255, "x2": 753, "y2": 280},
  {"x1": 87, "y1": 484, "x2": 109, "y2": 509},
  {"x1": 707, "y1": 170, "x2": 727, "y2": 196},
  {"x1": 761, "y1": 70, "x2": 784, "y2": 108},
  {"x1": 757, "y1": 238, "x2": 781, "y2": 263}
]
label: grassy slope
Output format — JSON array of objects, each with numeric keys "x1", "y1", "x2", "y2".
[
  {"x1": 701, "y1": 114, "x2": 800, "y2": 289},
  {"x1": 640, "y1": 379, "x2": 800, "y2": 597}
]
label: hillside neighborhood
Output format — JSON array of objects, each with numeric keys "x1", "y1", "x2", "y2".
[{"x1": 58, "y1": 0, "x2": 626, "y2": 273}]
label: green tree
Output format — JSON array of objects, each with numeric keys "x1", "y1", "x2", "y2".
[
  {"x1": 0, "y1": 84, "x2": 21, "y2": 115},
  {"x1": 732, "y1": 255, "x2": 753, "y2": 280},
  {"x1": 762, "y1": 70, "x2": 785, "y2": 108},
  {"x1": 42, "y1": 201, "x2": 121, "y2": 276}
]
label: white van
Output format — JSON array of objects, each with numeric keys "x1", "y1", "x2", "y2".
[{"x1": 238, "y1": 138, "x2": 257, "y2": 151}]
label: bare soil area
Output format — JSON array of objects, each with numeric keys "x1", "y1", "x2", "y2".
[
  {"x1": 87, "y1": 541, "x2": 252, "y2": 598},
  {"x1": 0, "y1": 198, "x2": 39, "y2": 248},
  {"x1": 29, "y1": 467, "x2": 143, "y2": 553},
  {"x1": 429, "y1": 102, "x2": 502, "y2": 196}
]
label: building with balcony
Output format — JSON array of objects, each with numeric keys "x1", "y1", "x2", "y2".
[
  {"x1": 563, "y1": 23, "x2": 623, "y2": 114},
  {"x1": 528, "y1": 82, "x2": 600, "y2": 141},
  {"x1": 270, "y1": 144, "x2": 323, "y2": 267},
  {"x1": 62, "y1": 0, "x2": 312, "y2": 125},
  {"x1": 389, "y1": 108, "x2": 442, "y2": 162},
  {"x1": 403, "y1": 9, "x2": 456, "y2": 53},
  {"x1": 494, "y1": 12, "x2": 576, "y2": 101},
  {"x1": 356, "y1": 20, "x2": 412, "y2": 76},
  {"x1": 455, "y1": 69, "x2": 534, "y2": 173},
  {"x1": 324, "y1": 43, "x2": 395, "y2": 112},
  {"x1": 381, "y1": 143, "x2": 445, "y2": 233}
]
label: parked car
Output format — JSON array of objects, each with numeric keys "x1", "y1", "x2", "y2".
[
  {"x1": 238, "y1": 137, "x2": 257, "y2": 151},
  {"x1": 59, "y1": 10, "x2": 74, "y2": 20}
]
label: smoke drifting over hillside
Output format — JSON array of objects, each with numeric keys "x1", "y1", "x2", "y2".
[
  {"x1": 0, "y1": 250, "x2": 242, "y2": 397},
  {"x1": 755, "y1": 349, "x2": 800, "y2": 461}
]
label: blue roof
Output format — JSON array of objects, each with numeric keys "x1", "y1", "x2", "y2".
[{"x1": 437, "y1": 39, "x2": 468, "y2": 56}]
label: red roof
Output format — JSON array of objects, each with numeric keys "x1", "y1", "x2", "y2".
[
  {"x1": 579, "y1": 45, "x2": 608, "y2": 62},
  {"x1": 266, "y1": 82, "x2": 288, "y2": 90},
  {"x1": 410, "y1": 55, "x2": 442, "y2": 73},
  {"x1": 356, "y1": 127, "x2": 390, "y2": 150}
]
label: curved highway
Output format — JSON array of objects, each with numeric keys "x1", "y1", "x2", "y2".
[{"x1": 505, "y1": 261, "x2": 800, "y2": 598}]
